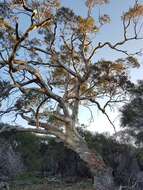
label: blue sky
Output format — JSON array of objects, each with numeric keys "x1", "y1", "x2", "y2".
[
  {"x1": 60, "y1": 0, "x2": 143, "y2": 68},
  {"x1": 60, "y1": 0, "x2": 143, "y2": 133}
]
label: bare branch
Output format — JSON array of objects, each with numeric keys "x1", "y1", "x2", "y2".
[
  {"x1": 20, "y1": 114, "x2": 66, "y2": 140},
  {"x1": 89, "y1": 98, "x2": 117, "y2": 133},
  {"x1": 35, "y1": 98, "x2": 49, "y2": 128}
]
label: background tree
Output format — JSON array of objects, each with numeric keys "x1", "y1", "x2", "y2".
[
  {"x1": 121, "y1": 80, "x2": 143, "y2": 147},
  {"x1": 0, "y1": 0, "x2": 143, "y2": 189}
]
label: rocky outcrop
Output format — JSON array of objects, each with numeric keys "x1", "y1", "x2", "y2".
[
  {"x1": 0, "y1": 138, "x2": 25, "y2": 180},
  {"x1": 93, "y1": 168, "x2": 115, "y2": 190},
  {"x1": 0, "y1": 131, "x2": 143, "y2": 190},
  {"x1": 113, "y1": 149, "x2": 140, "y2": 185},
  {"x1": 0, "y1": 133, "x2": 90, "y2": 180},
  {"x1": 0, "y1": 181, "x2": 9, "y2": 190},
  {"x1": 102, "y1": 145, "x2": 143, "y2": 190}
]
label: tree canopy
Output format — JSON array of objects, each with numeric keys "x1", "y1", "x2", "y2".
[{"x1": 0, "y1": 0, "x2": 142, "y2": 130}]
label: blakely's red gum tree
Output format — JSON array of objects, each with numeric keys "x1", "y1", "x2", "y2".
[{"x1": 0, "y1": 0, "x2": 143, "y2": 189}]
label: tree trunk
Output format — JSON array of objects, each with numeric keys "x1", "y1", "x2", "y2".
[
  {"x1": 65, "y1": 128, "x2": 115, "y2": 190},
  {"x1": 0, "y1": 124, "x2": 115, "y2": 189}
]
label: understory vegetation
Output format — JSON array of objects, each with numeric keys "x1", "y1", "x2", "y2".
[{"x1": 1, "y1": 125, "x2": 143, "y2": 189}]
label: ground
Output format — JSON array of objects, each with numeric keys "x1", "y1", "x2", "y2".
[
  {"x1": 9, "y1": 176, "x2": 94, "y2": 190},
  {"x1": 10, "y1": 181, "x2": 94, "y2": 190}
]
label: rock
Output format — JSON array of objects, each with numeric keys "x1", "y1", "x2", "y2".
[
  {"x1": 135, "y1": 171, "x2": 143, "y2": 190},
  {"x1": 113, "y1": 149, "x2": 140, "y2": 186},
  {"x1": 0, "y1": 138, "x2": 25, "y2": 179},
  {"x1": 93, "y1": 168, "x2": 115, "y2": 190},
  {"x1": 0, "y1": 182, "x2": 9, "y2": 190}
]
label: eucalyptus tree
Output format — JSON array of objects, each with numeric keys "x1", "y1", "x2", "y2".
[{"x1": 0, "y1": 0, "x2": 143, "y2": 189}]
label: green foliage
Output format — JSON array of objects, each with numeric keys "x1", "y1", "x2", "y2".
[
  {"x1": 120, "y1": 80, "x2": 143, "y2": 145},
  {"x1": 136, "y1": 149, "x2": 143, "y2": 170},
  {"x1": 0, "y1": 0, "x2": 142, "y2": 148},
  {"x1": 0, "y1": 130, "x2": 90, "y2": 177},
  {"x1": 15, "y1": 172, "x2": 43, "y2": 184},
  {"x1": 11, "y1": 132, "x2": 43, "y2": 171},
  {"x1": 83, "y1": 131, "x2": 129, "y2": 166},
  {"x1": 121, "y1": 80, "x2": 143, "y2": 127},
  {"x1": 121, "y1": 98, "x2": 143, "y2": 127},
  {"x1": 124, "y1": 4, "x2": 143, "y2": 20}
]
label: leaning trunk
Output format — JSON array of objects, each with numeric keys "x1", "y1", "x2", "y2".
[
  {"x1": 65, "y1": 127, "x2": 115, "y2": 190},
  {"x1": 75, "y1": 141, "x2": 115, "y2": 190}
]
